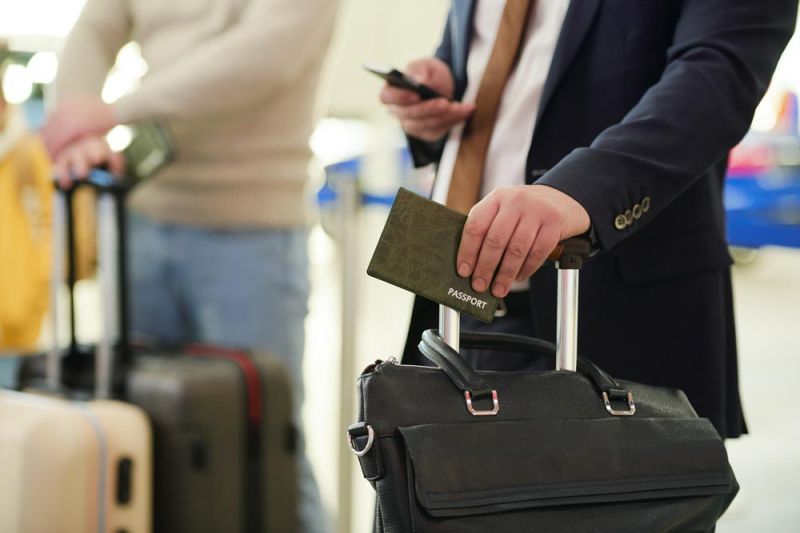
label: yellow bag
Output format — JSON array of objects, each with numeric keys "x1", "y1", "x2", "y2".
[{"x1": 0, "y1": 134, "x2": 53, "y2": 350}]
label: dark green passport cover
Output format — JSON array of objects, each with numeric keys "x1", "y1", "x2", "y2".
[{"x1": 367, "y1": 188, "x2": 500, "y2": 323}]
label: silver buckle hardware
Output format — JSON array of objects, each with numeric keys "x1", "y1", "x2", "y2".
[
  {"x1": 347, "y1": 424, "x2": 375, "y2": 456},
  {"x1": 464, "y1": 390, "x2": 500, "y2": 416},
  {"x1": 603, "y1": 390, "x2": 636, "y2": 416},
  {"x1": 494, "y1": 299, "x2": 508, "y2": 318}
]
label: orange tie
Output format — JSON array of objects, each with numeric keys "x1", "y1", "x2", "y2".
[{"x1": 446, "y1": 0, "x2": 536, "y2": 214}]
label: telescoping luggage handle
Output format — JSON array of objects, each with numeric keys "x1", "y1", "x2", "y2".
[
  {"x1": 438, "y1": 236, "x2": 591, "y2": 369},
  {"x1": 48, "y1": 170, "x2": 128, "y2": 399}
]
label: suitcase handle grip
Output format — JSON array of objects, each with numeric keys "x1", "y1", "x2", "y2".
[
  {"x1": 545, "y1": 236, "x2": 593, "y2": 269},
  {"x1": 55, "y1": 168, "x2": 126, "y2": 193}
]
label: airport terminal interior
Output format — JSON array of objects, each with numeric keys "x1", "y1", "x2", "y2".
[{"x1": 1, "y1": 1, "x2": 799, "y2": 532}]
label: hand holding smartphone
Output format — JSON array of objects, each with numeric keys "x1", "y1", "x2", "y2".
[{"x1": 363, "y1": 64, "x2": 450, "y2": 101}]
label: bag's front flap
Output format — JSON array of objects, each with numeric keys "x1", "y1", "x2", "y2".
[{"x1": 400, "y1": 417, "x2": 733, "y2": 517}]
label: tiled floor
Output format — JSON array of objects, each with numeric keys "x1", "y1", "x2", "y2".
[{"x1": 301, "y1": 206, "x2": 800, "y2": 533}]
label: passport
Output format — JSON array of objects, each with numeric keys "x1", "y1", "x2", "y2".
[{"x1": 367, "y1": 188, "x2": 500, "y2": 323}]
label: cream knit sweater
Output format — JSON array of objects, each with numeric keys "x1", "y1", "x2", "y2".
[{"x1": 55, "y1": 0, "x2": 339, "y2": 227}]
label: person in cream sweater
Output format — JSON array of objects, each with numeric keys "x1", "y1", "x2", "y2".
[{"x1": 43, "y1": 0, "x2": 340, "y2": 531}]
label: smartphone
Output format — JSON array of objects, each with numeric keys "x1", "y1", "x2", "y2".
[{"x1": 363, "y1": 64, "x2": 448, "y2": 101}]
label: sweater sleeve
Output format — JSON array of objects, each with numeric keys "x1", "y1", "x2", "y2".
[
  {"x1": 113, "y1": 0, "x2": 339, "y2": 124},
  {"x1": 53, "y1": 0, "x2": 132, "y2": 99}
]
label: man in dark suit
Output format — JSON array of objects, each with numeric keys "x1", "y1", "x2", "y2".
[{"x1": 381, "y1": 0, "x2": 797, "y2": 439}]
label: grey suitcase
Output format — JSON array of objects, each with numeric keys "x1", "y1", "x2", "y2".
[{"x1": 126, "y1": 345, "x2": 298, "y2": 533}]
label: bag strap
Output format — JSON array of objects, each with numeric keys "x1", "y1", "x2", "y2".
[{"x1": 418, "y1": 329, "x2": 631, "y2": 405}]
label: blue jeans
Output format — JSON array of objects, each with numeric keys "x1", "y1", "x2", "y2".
[
  {"x1": 128, "y1": 213, "x2": 327, "y2": 533},
  {"x1": 0, "y1": 358, "x2": 20, "y2": 389}
]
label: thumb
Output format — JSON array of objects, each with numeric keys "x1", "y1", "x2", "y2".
[
  {"x1": 453, "y1": 102, "x2": 476, "y2": 119},
  {"x1": 405, "y1": 59, "x2": 434, "y2": 84}
]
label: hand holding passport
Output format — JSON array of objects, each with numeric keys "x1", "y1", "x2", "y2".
[{"x1": 367, "y1": 188, "x2": 502, "y2": 323}]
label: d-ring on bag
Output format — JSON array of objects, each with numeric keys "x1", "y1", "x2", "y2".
[{"x1": 348, "y1": 238, "x2": 738, "y2": 533}]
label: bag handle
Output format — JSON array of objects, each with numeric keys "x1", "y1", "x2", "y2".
[{"x1": 418, "y1": 329, "x2": 635, "y2": 416}]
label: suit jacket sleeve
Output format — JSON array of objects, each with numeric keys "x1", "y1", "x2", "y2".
[
  {"x1": 407, "y1": 8, "x2": 456, "y2": 168},
  {"x1": 537, "y1": 0, "x2": 797, "y2": 251}
]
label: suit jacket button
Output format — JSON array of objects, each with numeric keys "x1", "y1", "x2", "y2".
[
  {"x1": 632, "y1": 204, "x2": 643, "y2": 219},
  {"x1": 614, "y1": 214, "x2": 627, "y2": 230},
  {"x1": 642, "y1": 197, "x2": 651, "y2": 212},
  {"x1": 624, "y1": 209, "x2": 634, "y2": 225}
]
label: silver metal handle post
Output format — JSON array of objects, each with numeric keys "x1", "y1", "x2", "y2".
[
  {"x1": 556, "y1": 267, "x2": 579, "y2": 372},
  {"x1": 47, "y1": 193, "x2": 66, "y2": 390},
  {"x1": 336, "y1": 176, "x2": 358, "y2": 533},
  {"x1": 95, "y1": 194, "x2": 118, "y2": 399},
  {"x1": 439, "y1": 306, "x2": 460, "y2": 352}
]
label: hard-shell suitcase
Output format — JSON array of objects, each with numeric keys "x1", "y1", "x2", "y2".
[
  {"x1": 0, "y1": 175, "x2": 152, "y2": 533},
  {"x1": 126, "y1": 346, "x2": 298, "y2": 533}
]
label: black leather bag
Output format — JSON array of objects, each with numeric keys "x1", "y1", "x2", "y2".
[
  {"x1": 351, "y1": 236, "x2": 738, "y2": 531},
  {"x1": 348, "y1": 330, "x2": 738, "y2": 532}
]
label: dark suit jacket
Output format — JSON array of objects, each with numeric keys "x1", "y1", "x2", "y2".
[{"x1": 403, "y1": 0, "x2": 797, "y2": 438}]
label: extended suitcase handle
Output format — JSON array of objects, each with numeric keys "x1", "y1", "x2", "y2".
[
  {"x1": 439, "y1": 236, "x2": 592, "y2": 372},
  {"x1": 49, "y1": 170, "x2": 129, "y2": 398}
]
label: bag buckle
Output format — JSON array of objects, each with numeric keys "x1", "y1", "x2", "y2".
[
  {"x1": 603, "y1": 390, "x2": 636, "y2": 416},
  {"x1": 346, "y1": 423, "x2": 375, "y2": 456},
  {"x1": 464, "y1": 390, "x2": 500, "y2": 416}
]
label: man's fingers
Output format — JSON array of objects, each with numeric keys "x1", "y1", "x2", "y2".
[
  {"x1": 71, "y1": 150, "x2": 91, "y2": 180},
  {"x1": 85, "y1": 138, "x2": 109, "y2": 167},
  {"x1": 108, "y1": 151, "x2": 126, "y2": 177},
  {"x1": 48, "y1": 129, "x2": 76, "y2": 161},
  {"x1": 456, "y1": 199, "x2": 499, "y2": 284},
  {"x1": 517, "y1": 224, "x2": 561, "y2": 281},
  {"x1": 397, "y1": 102, "x2": 475, "y2": 140},
  {"x1": 470, "y1": 206, "x2": 520, "y2": 295},
  {"x1": 492, "y1": 217, "x2": 540, "y2": 297},
  {"x1": 389, "y1": 98, "x2": 452, "y2": 120},
  {"x1": 380, "y1": 85, "x2": 421, "y2": 106},
  {"x1": 405, "y1": 59, "x2": 433, "y2": 84},
  {"x1": 54, "y1": 156, "x2": 73, "y2": 189}
]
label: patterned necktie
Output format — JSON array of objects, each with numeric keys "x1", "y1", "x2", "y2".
[{"x1": 446, "y1": 0, "x2": 536, "y2": 214}]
